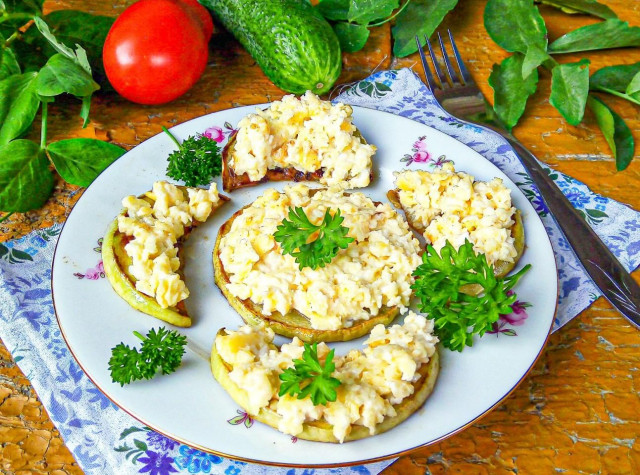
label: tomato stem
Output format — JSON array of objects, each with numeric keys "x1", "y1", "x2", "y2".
[{"x1": 162, "y1": 126, "x2": 182, "y2": 150}]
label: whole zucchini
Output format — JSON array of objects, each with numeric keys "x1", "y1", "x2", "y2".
[{"x1": 200, "y1": 0, "x2": 342, "y2": 95}]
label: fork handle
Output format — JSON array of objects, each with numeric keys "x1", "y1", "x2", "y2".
[{"x1": 502, "y1": 135, "x2": 640, "y2": 327}]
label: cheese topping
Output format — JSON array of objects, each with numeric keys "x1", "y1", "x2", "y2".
[
  {"x1": 215, "y1": 312, "x2": 439, "y2": 442},
  {"x1": 218, "y1": 184, "x2": 422, "y2": 330},
  {"x1": 394, "y1": 163, "x2": 517, "y2": 265},
  {"x1": 230, "y1": 91, "x2": 375, "y2": 189},
  {"x1": 117, "y1": 181, "x2": 221, "y2": 308}
]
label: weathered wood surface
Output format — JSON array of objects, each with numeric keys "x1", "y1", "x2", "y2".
[{"x1": 1, "y1": 0, "x2": 639, "y2": 473}]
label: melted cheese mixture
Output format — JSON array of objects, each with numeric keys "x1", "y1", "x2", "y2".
[
  {"x1": 215, "y1": 312, "x2": 438, "y2": 442},
  {"x1": 394, "y1": 164, "x2": 517, "y2": 265},
  {"x1": 117, "y1": 181, "x2": 221, "y2": 308},
  {"x1": 230, "y1": 91, "x2": 375, "y2": 189},
  {"x1": 218, "y1": 184, "x2": 422, "y2": 330}
]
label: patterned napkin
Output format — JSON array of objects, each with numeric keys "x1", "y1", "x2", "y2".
[{"x1": 1, "y1": 68, "x2": 639, "y2": 475}]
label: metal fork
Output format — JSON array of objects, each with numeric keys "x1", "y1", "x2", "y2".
[{"x1": 415, "y1": 31, "x2": 640, "y2": 328}]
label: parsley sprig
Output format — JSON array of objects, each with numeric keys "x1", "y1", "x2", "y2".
[
  {"x1": 109, "y1": 327, "x2": 187, "y2": 386},
  {"x1": 412, "y1": 240, "x2": 531, "y2": 352},
  {"x1": 279, "y1": 343, "x2": 341, "y2": 406},
  {"x1": 274, "y1": 207, "x2": 354, "y2": 270},
  {"x1": 163, "y1": 127, "x2": 222, "y2": 187}
]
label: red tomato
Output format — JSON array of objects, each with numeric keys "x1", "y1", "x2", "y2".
[
  {"x1": 176, "y1": 0, "x2": 214, "y2": 40},
  {"x1": 103, "y1": 0, "x2": 211, "y2": 105}
]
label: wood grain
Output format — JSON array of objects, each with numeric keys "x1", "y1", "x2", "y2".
[{"x1": 1, "y1": 0, "x2": 639, "y2": 473}]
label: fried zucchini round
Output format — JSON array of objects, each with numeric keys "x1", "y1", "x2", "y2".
[{"x1": 210, "y1": 328, "x2": 440, "y2": 443}]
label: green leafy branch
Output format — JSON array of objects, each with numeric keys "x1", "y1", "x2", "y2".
[
  {"x1": 486, "y1": 0, "x2": 638, "y2": 170},
  {"x1": 0, "y1": 2, "x2": 124, "y2": 214}
]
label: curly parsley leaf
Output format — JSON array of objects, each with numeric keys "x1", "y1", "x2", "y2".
[
  {"x1": 109, "y1": 327, "x2": 187, "y2": 386},
  {"x1": 279, "y1": 343, "x2": 341, "y2": 406},
  {"x1": 164, "y1": 126, "x2": 222, "y2": 187},
  {"x1": 412, "y1": 240, "x2": 531, "y2": 352},
  {"x1": 274, "y1": 207, "x2": 354, "y2": 270}
]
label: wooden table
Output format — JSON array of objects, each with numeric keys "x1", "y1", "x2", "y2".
[{"x1": 2, "y1": 1, "x2": 640, "y2": 473}]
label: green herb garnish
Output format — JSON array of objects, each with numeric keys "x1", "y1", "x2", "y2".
[
  {"x1": 163, "y1": 127, "x2": 222, "y2": 187},
  {"x1": 412, "y1": 240, "x2": 531, "y2": 352},
  {"x1": 279, "y1": 343, "x2": 341, "y2": 406},
  {"x1": 273, "y1": 207, "x2": 354, "y2": 270},
  {"x1": 109, "y1": 327, "x2": 187, "y2": 386}
]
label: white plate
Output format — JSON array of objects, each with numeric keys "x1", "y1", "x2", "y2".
[{"x1": 52, "y1": 105, "x2": 557, "y2": 467}]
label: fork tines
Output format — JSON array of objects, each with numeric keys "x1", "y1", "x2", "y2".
[{"x1": 415, "y1": 30, "x2": 472, "y2": 90}]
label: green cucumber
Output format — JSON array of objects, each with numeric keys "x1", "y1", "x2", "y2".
[{"x1": 199, "y1": 0, "x2": 342, "y2": 95}]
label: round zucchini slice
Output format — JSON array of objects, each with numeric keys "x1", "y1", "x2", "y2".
[
  {"x1": 210, "y1": 328, "x2": 440, "y2": 443},
  {"x1": 212, "y1": 193, "x2": 410, "y2": 343}
]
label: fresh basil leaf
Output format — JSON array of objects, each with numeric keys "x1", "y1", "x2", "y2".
[
  {"x1": 348, "y1": 0, "x2": 398, "y2": 25},
  {"x1": 484, "y1": 0, "x2": 547, "y2": 55},
  {"x1": 316, "y1": 0, "x2": 350, "y2": 20},
  {"x1": 550, "y1": 59, "x2": 590, "y2": 126},
  {"x1": 522, "y1": 44, "x2": 550, "y2": 78},
  {"x1": 47, "y1": 138, "x2": 126, "y2": 187},
  {"x1": 333, "y1": 22, "x2": 370, "y2": 53},
  {"x1": 489, "y1": 54, "x2": 539, "y2": 131},
  {"x1": 0, "y1": 44, "x2": 20, "y2": 80},
  {"x1": 35, "y1": 54, "x2": 99, "y2": 97},
  {"x1": 587, "y1": 96, "x2": 634, "y2": 171},
  {"x1": 537, "y1": 0, "x2": 617, "y2": 19},
  {"x1": 32, "y1": 16, "x2": 91, "y2": 74},
  {"x1": 549, "y1": 19, "x2": 640, "y2": 54},
  {"x1": 0, "y1": 72, "x2": 40, "y2": 146},
  {"x1": 590, "y1": 62, "x2": 640, "y2": 94},
  {"x1": 392, "y1": 0, "x2": 458, "y2": 58},
  {"x1": 0, "y1": 139, "x2": 53, "y2": 212}
]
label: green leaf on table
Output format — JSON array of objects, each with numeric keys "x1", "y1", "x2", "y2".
[
  {"x1": 0, "y1": 72, "x2": 40, "y2": 146},
  {"x1": 35, "y1": 54, "x2": 99, "y2": 97},
  {"x1": 625, "y1": 71, "x2": 640, "y2": 99},
  {"x1": 0, "y1": 44, "x2": 20, "y2": 81},
  {"x1": 316, "y1": 0, "x2": 350, "y2": 21},
  {"x1": 47, "y1": 138, "x2": 126, "y2": 187},
  {"x1": 590, "y1": 62, "x2": 640, "y2": 93},
  {"x1": 32, "y1": 16, "x2": 91, "y2": 74},
  {"x1": 0, "y1": 140, "x2": 54, "y2": 212},
  {"x1": 537, "y1": 0, "x2": 617, "y2": 19},
  {"x1": 392, "y1": 0, "x2": 458, "y2": 58},
  {"x1": 37, "y1": 10, "x2": 114, "y2": 88},
  {"x1": 522, "y1": 44, "x2": 551, "y2": 78},
  {"x1": 488, "y1": 54, "x2": 539, "y2": 131},
  {"x1": 550, "y1": 59, "x2": 590, "y2": 126},
  {"x1": 587, "y1": 95, "x2": 634, "y2": 171},
  {"x1": 484, "y1": 0, "x2": 548, "y2": 55},
  {"x1": 333, "y1": 22, "x2": 370, "y2": 53},
  {"x1": 589, "y1": 62, "x2": 640, "y2": 106},
  {"x1": 549, "y1": 19, "x2": 640, "y2": 54},
  {"x1": 348, "y1": 0, "x2": 398, "y2": 25}
]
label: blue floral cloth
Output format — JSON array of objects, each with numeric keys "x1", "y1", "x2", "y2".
[{"x1": 1, "y1": 69, "x2": 639, "y2": 474}]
